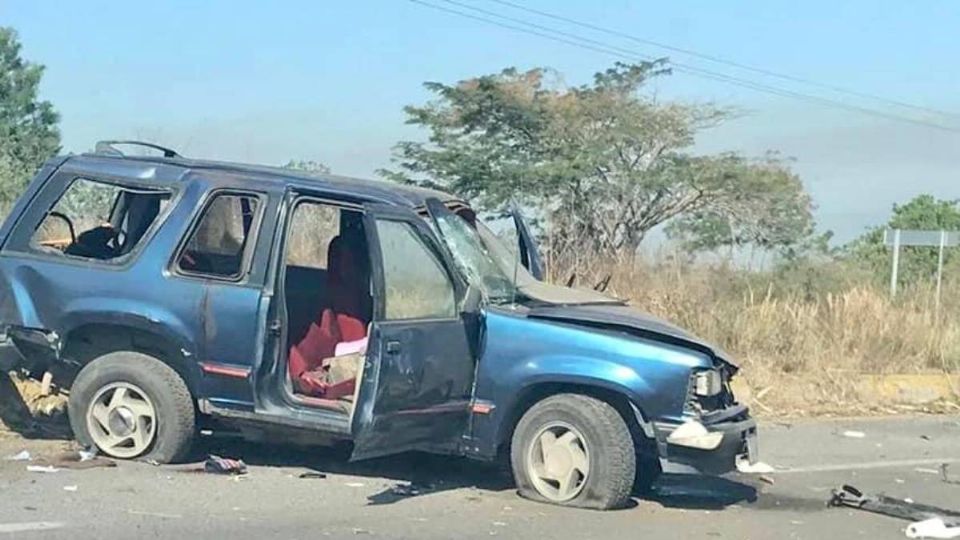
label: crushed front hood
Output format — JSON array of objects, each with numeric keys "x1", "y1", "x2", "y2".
[{"x1": 527, "y1": 303, "x2": 738, "y2": 369}]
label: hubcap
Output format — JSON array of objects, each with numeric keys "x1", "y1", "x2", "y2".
[
  {"x1": 526, "y1": 422, "x2": 590, "y2": 502},
  {"x1": 86, "y1": 382, "x2": 157, "y2": 458}
]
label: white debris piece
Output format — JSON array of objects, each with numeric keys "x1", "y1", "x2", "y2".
[
  {"x1": 905, "y1": 518, "x2": 960, "y2": 539},
  {"x1": 4, "y1": 450, "x2": 32, "y2": 461},
  {"x1": 62, "y1": 485, "x2": 78, "y2": 492},
  {"x1": 736, "y1": 457, "x2": 776, "y2": 474},
  {"x1": 26, "y1": 465, "x2": 59, "y2": 473},
  {"x1": 842, "y1": 431, "x2": 866, "y2": 439}
]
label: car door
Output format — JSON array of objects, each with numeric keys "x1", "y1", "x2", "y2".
[
  {"x1": 350, "y1": 204, "x2": 477, "y2": 460},
  {"x1": 511, "y1": 207, "x2": 545, "y2": 280}
]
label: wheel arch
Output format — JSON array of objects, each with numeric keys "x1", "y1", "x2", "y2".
[
  {"x1": 60, "y1": 322, "x2": 201, "y2": 398},
  {"x1": 496, "y1": 379, "x2": 655, "y2": 457}
]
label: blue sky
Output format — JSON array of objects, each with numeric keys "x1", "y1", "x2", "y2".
[{"x1": 4, "y1": 0, "x2": 959, "y2": 242}]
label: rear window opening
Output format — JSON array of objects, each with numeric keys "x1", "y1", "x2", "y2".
[{"x1": 31, "y1": 177, "x2": 172, "y2": 261}]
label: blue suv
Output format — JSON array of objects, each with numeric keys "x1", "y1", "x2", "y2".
[{"x1": 0, "y1": 141, "x2": 756, "y2": 509}]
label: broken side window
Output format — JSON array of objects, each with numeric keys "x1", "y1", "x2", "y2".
[
  {"x1": 31, "y1": 177, "x2": 171, "y2": 261},
  {"x1": 176, "y1": 192, "x2": 261, "y2": 280},
  {"x1": 375, "y1": 219, "x2": 456, "y2": 320}
]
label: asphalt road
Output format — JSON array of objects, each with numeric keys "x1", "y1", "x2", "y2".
[{"x1": 1, "y1": 416, "x2": 958, "y2": 539}]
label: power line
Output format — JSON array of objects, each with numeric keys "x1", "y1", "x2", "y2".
[
  {"x1": 489, "y1": 0, "x2": 957, "y2": 119},
  {"x1": 407, "y1": 0, "x2": 960, "y2": 133}
]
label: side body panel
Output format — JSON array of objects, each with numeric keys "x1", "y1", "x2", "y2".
[
  {"x1": 0, "y1": 159, "x2": 279, "y2": 409},
  {"x1": 464, "y1": 308, "x2": 710, "y2": 459}
]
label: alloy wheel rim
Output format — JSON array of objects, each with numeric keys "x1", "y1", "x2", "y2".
[
  {"x1": 86, "y1": 382, "x2": 157, "y2": 458},
  {"x1": 526, "y1": 421, "x2": 590, "y2": 502}
]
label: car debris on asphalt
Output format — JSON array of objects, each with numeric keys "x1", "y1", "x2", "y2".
[
  {"x1": 828, "y1": 484, "x2": 960, "y2": 537},
  {"x1": 298, "y1": 472, "x2": 328, "y2": 479},
  {"x1": 26, "y1": 465, "x2": 59, "y2": 473},
  {"x1": 4, "y1": 450, "x2": 31, "y2": 461},
  {"x1": 942, "y1": 464, "x2": 959, "y2": 485},
  {"x1": 842, "y1": 430, "x2": 866, "y2": 439},
  {"x1": 203, "y1": 455, "x2": 247, "y2": 475},
  {"x1": 906, "y1": 518, "x2": 960, "y2": 539}
]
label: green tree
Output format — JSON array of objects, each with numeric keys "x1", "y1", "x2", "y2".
[
  {"x1": 382, "y1": 61, "x2": 813, "y2": 266},
  {"x1": 846, "y1": 195, "x2": 960, "y2": 282},
  {"x1": 665, "y1": 153, "x2": 817, "y2": 257},
  {"x1": 0, "y1": 28, "x2": 60, "y2": 209}
]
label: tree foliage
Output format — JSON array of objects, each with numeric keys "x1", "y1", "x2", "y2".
[
  {"x1": 846, "y1": 195, "x2": 960, "y2": 282},
  {"x1": 664, "y1": 153, "x2": 816, "y2": 256},
  {"x1": 382, "y1": 61, "x2": 813, "y2": 266},
  {"x1": 0, "y1": 28, "x2": 60, "y2": 209}
]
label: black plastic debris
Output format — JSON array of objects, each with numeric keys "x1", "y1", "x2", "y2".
[
  {"x1": 828, "y1": 484, "x2": 960, "y2": 526},
  {"x1": 298, "y1": 472, "x2": 327, "y2": 479},
  {"x1": 203, "y1": 455, "x2": 247, "y2": 475},
  {"x1": 943, "y1": 464, "x2": 960, "y2": 485}
]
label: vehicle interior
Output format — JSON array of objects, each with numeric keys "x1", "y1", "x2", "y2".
[
  {"x1": 282, "y1": 201, "x2": 372, "y2": 413},
  {"x1": 32, "y1": 177, "x2": 171, "y2": 261}
]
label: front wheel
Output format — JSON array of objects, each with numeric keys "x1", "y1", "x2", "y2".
[
  {"x1": 511, "y1": 394, "x2": 636, "y2": 510},
  {"x1": 68, "y1": 351, "x2": 195, "y2": 463}
]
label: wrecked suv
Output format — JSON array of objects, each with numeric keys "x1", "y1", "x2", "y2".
[{"x1": 0, "y1": 141, "x2": 756, "y2": 509}]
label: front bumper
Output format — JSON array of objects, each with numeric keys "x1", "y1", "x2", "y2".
[{"x1": 653, "y1": 405, "x2": 757, "y2": 475}]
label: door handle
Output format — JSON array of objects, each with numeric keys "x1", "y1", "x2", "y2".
[{"x1": 385, "y1": 340, "x2": 402, "y2": 355}]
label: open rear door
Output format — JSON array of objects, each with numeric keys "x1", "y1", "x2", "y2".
[
  {"x1": 511, "y1": 207, "x2": 545, "y2": 280},
  {"x1": 349, "y1": 203, "x2": 476, "y2": 461}
]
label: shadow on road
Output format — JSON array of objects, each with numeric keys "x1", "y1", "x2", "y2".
[
  {"x1": 194, "y1": 433, "x2": 515, "y2": 505},
  {"x1": 647, "y1": 473, "x2": 758, "y2": 510},
  {"x1": 194, "y1": 433, "x2": 760, "y2": 510}
]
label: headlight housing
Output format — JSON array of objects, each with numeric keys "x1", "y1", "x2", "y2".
[{"x1": 693, "y1": 369, "x2": 723, "y2": 397}]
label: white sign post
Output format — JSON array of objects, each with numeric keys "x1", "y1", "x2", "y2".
[{"x1": 884, "y1": 229, "x2": 959, "y2": 310}]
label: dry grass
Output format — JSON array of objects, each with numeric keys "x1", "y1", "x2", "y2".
[{"x1": 587, "y1": 258, "x2": 960, "y2": 416}]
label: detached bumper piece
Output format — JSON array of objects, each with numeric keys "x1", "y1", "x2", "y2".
[
  {"x1": 654, "y1": 404, "x2": 757, "y2": 475},
  {"x1": 829, "y1": 484, "x2": 960, "y2": 527}
]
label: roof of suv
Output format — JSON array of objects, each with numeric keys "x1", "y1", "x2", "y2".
[{"x1": 67, "y1": 151, "x2": 462, "y2": 209}]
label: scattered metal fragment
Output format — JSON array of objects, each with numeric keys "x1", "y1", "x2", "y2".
[
  {"x1": 943, "y1": 464, "x2": 960, "y2": 485},
  {"x1": 828, "y1": 485, "x2": 960, "y2": 527},
  {"x1": 299, "y1": 472, "x2": 327, "y2": 479},
  {"x1": 842, "y1": 431, "x2": 866, "y2": 439},
  {"x1": 203, "y1": 455, "x2": 247, "y2": 475}
]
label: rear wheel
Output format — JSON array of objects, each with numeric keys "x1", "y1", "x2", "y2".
[
  {"x1": 511, "y1": 394, "x2": 636, "y2": 510},
  {"x1": 68, "y1": 351, "x2": 195, "y2": 463}
]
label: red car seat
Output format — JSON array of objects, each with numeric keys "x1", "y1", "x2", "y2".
[{"x1": 289, "y1": 235, "x2": 370, "y2": 397}]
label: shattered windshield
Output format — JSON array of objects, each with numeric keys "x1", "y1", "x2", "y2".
[{"x1": 430, "y1": 210, "x2": 519, "y2": 303}]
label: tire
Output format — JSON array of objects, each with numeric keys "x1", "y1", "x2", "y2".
[
  {"x1": 68, "y1": 351, "x2": 195, "y2": 463},
  {"x1": 510, "y1": 394, "x2": 636, "y2": 510}
]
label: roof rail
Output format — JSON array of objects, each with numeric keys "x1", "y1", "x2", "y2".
[{"x1": 94, "y1": 140, "x2": 181, "y2": 159}]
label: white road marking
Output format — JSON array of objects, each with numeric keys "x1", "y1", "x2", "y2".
[
  {"x1": 0, "y1": 522, "x2": 65, "y2": 534},
  {"x1": 775, "y1": 457, "x2": 960, "y2": 474}
]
